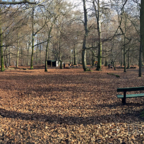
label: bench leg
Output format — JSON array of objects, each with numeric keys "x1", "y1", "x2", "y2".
[{"x1": 122, "y1": 91, "x2": 126, "y2": 105}]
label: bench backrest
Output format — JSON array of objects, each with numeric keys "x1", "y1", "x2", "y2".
[{"x1": 117, "y1": 86, "x2": 144, "y2": 92}]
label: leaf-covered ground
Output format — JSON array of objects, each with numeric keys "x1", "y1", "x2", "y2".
[{"x1": 0, "y1": 66, "x2": 144, "y2": 143}]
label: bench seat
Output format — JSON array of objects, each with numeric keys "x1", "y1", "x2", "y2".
[{"x1": 117, "y1": 93, "x2": 144, "y2": 98}]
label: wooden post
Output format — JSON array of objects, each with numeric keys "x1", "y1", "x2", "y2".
[{"x1": 122, "y1": 91, "x2": 126, "y2": 104}]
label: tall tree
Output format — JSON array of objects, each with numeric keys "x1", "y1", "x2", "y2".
[
  {"x1": 82, "y1": 0, "x2": 88, "y2": 71},
  {"x1": 93, "y1": 0, "x2": 102, "y2": 71},
  {"x1": 139, "y1": 0, "x2": 143, "y2": 77}
]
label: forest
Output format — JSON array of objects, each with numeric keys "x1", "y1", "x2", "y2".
[
  {"x1": 0, "y1": 0, "x2": 144, "y2": 143},
  {"x1": 0, "y1": 0, "x2": 142, "y2": 73}
]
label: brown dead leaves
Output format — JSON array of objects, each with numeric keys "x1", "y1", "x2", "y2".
[{"x1": 0, "y1": 66, "x2": 144, "y2": 143}]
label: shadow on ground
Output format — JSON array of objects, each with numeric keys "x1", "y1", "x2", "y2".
[{"x1": 0, "y1": 108, "x2": 143, "y2": 125}]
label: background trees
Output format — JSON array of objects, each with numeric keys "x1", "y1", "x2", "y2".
[{"x1": 0, "y1": 0, "x2": 142, "y2": 75}]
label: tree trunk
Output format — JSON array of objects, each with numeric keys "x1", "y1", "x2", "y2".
[
  {"x1": 104, "y1": 45, "x2": 107, "y2": 66},
  {"x1": 45, "y1": 25, "x2": 53, "y2": 72},
  {"x1": 60, "y1": 60, "x2": 62, "y2": 69},
  {"x1": 93, "y1": 0, "x2": 102, "y2": 71},
  {"x1": 74, "y1": 45, "x2": 77, "y2": 65},
  {"x1": 5, "y1": 47, "x2": 8, "y2": 68},
  {"x1": 121, "y1": 48, "x2": 123, "y2": 66},
  {"x1": 40, "y1": 43, "x2": 41, "y2": 65},
  {"x1": 21, "y1": 47, "x2": 23, "y2": 66},
  {"x1": 30, "y1": 7, "x2": 34, "y2": 69},
  {"x1": 0, "y1": 26, "x2": 4, "y2": 71},
  {"x1": 45, "y1": 41, "x2": 48, "y2": 72},
  {"x1": 9, "y1": 47, "x2": 10, "y2": 66},
  {"x1": 127, "y1": 50, "x2": 130, "y2": 69},
  {"x1": 139, "y1": 0, "x2": 143, "y2": 77},
  {"x1": 36, "y1": 37, "x2": 38, "y2": 65},
  {"x1": 91, "y1": 51, "x2": 95, "y2": 67},
  {"x1": 16, "y1": 34, "x2": 19, "y2": 68},
  {"x1": 96, "y1": 37, "x2": 102, "y2": 71},
  {"x1": 123, "y1": 13, "x2": 127, "y2": 72},
  {"x1": 124, "y1": 35, "x2": 126, "y2": 72},
  {"x1": 59, "y1": 40, "x2": 63, "y2": 69},
  {"x1": 105, "y1": 59, "x2": 108, "y2": 66},
  {"x1": 82, "y1": 0, "x2": 88, "y2": 71},
  {"x1": 27, "y1": 42, "x2": 30, "y2": 66}
]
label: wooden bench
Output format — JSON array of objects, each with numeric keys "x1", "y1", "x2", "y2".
[{"x1": 117, "y1": 86, "x2": 144, "y2": 104}]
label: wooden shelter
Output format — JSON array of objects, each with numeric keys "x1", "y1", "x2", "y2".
[{"x1": 47, "y1": 60, "x2": 59, "y2": 67}]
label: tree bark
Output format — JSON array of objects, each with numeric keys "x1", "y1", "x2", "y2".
[
  {"x1": 45, "y1": 25, "x2": 53, "y2": 72},
  {"x1": 127, "y1": 50, "x2": 130, "y2": 69},
  {"x1": 93, "y1": 0, "x2": 102, "y2": 71},
  {"x1": 16, "y1": 34, "x2": 19, "y2": 68},
  {"x1": 27, "y1": 42, "x2": 30, "y2": 66},
  {"x1": 91, "y1": 51, "x2": 95, "y2": 67},
  {"x1": 21, "y1": 47, "x2": 23, "y2": 66},
  {"x1": 121, "y1": 48, "x2": 123, "y2": 66},
  {"x1": 124, "y1": 35, "x2": 126, "y2": 72},
  {"x1": 36, "y1": 37, "x2": 38, "y2": 65},
  {"x1": 74, "y1": 45, "x2": 77, "y2": 65},
  {"x1": 30, "y1": 7, "x2": 34, "y2": 69},
  {"x1": 5, "y1": 47, "x2": 8, "y2": 68},
  {"x1": 139, "y1": 0, "x2": 143, "y2": 77},
  {"x1": 124, "y1": 13, "x2": 127, "y2": 72},
  {"x1": 0, "y1": 25, "x2": 4, "y2": 71},
  {"x1": 9, "y1": 47, "x2": 10, "y2": 66},
  {"x1": 82, "y1": 0, "x2": 88, "y2": 71},
  {"x1": 40, "y1": 43, "x2": 41, "y2": 65}
]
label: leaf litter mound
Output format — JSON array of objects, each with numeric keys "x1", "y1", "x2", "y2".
[{"x1": 0, "y1": 66, "x2": 144, "y2": 143}]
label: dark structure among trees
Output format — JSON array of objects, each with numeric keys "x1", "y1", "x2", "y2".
[{"x1": 47, "y1": 60, "x2": 58, "y2": 67}]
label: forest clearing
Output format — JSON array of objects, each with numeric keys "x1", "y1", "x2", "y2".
[
  {"x1": 0, "y1": 0, "x2": 143, "y2": 143},
  {"x1": 0, "y1": 66, "x2": 144, "y2": 143}
]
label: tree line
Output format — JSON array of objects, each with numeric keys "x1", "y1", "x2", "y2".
[{"x1": 0, "y1": 0, "x2": 142, "y2": 76}]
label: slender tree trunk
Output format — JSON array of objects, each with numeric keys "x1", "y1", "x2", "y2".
[
  {"x1": 96, "y1": 25, "x2": 102, "y2": 70},
  {"x1": 139, "y1": 0, "x2": 143, "y2": 77},
  {"x1": 105, "y1": 59, "x2": 108, "y2": 66},
  {"x1": 21, "y1": 47, "x2": 23, "y2": 66},
  {"x1": 104, "y1": 46, "x2": 107, "y2": 66},
  {"x1": 70, "y1": 51, "x2": 72, "y2": 64},
  {"x1": 96, "y1": 33, "x2": 102, "y2": 71},
  {"x1": 16, "y1": 34, "x2": 19, "y2": 68},
  {"x1": 0, "y1": 26, "x2": 4, "y2": 71},
  {"x1": 16, "y1": 48, "x2": 19, "y2": 68},
  {"x1": 30, "y1": 7, "x2": 34, "y2": 69},
  {"x1": 93, "y1": 0, "x2": 102, "y2": 71},
  {"x1": 121, "y1": 48, "x2": 123, "y2": 66},
  {"x1": 124, "y1": 35, "x2": 126, "y2": 72},
  {"x1": 123, "y1": 13, "x2": 127, "y2": 72},
  {"x1": 5, "y1": 48, "x2": 8, "y2": 68},
  {"x1": 91, "y1": 43, "x2": 95, "y2": 67},
  {"x1": 45, "y1": 46, "x2": 48, "y2": 72},
  {"x1": 82, "y1": 0, "x2": 88, "y2": 71},
  {"x1": 91, "y1": 51, "x2": 95, "y2": 67},
  {"x1": 59, "y1": 39, "x2": 63, "y2": 69},
  {"x1": 74, "y1": 45, "x2": 77, "y2": 65},
  {"x1": 139, "y1": 42, "x2": 142, "y2": 77},
  {"x1": 36, "y1": 37, "x2": 38, "y2": 65},
  {"x1": 45, "y1": 25, "x2": 53, "y2": 72},
  {"x1": 47, "y1": 44, "x2": 49, "y2": 60},
  {"x1": 9, "y1": 47, "x2": 10, "y2": 66},
  {"x1": 40, "y1": 43, "x2": 41, "y2": 65},
  {"x1": 127, "y1": 50, "x2": 130, "y2": 69},
  {"x1": 27, "y1": 43, "x2": 29, "y2": 66}
]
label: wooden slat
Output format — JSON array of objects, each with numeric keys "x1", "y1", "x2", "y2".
[
  {"x1": 117, "y1": 86, "x2": 144, "y2": 92},
  {"x1": 117, "y1": 93, "x2": 144, "y2": 98}
]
